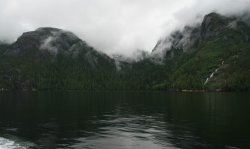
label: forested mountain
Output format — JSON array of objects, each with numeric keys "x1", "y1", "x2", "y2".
[
  {"x1": 1, "y1": 12, "x2": 250, "y2": 91},
  {"x1": 150, "y1": 12, "x2": 250, "y2": 91},
  {"x1": 0, "y1": 28, "x2": 116, "y2": 90}
]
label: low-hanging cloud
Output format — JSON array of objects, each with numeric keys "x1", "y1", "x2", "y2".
[{"x1": 0, "y1": 0, "x2": 250, "y2": 56}]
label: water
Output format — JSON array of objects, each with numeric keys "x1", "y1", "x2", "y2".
[{"x1": 0, "y1": 91, "x2": 250, "y2": 149}]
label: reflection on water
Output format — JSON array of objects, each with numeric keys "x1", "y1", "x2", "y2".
[{"x1": 0, "y1": 92, "x2": 250, "y2": 149}]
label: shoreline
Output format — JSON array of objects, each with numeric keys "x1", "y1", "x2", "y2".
[{"x1": 0, "y1": 88, "x2": 248, "y2": 92}]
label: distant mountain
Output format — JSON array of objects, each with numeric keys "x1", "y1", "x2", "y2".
[
  {"x1": 112, "y1": 50, "x2": 150, "y2": 71},
  {"x1": 1, "y1": 12, "x2": 250, "y2": 91}
]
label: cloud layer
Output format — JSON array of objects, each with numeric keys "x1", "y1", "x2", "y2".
[{"x1": 0, "y1": 0, "x2": 250, "y2": 56}]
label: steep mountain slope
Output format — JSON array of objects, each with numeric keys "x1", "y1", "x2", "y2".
[
  {"x1": 0, "y1": 27, "x2": 116, "y2": 90},
  {"x1": 152, "y1": 12, "x2": 250, "y2": 91},
  {"x1": 1, "y1": 12, "x2": 250, "y2": 91}
]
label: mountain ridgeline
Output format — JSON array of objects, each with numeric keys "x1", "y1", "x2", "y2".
[
  {"x1": 0, "y1": 28, "x2": 116, "y2": 90},
  {"x1": 1, "y1": 12, "x2": 250, "y2": 91}
]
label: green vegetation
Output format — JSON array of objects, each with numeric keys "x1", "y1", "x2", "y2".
[
  {"x1": 1, "y1": 13, "x2": 250, "y2": 91},
  {"x1": 153, "y1": 14, "x2": 250, "y2": 91}
]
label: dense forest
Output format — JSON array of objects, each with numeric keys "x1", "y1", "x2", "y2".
[{"x1": 1, "y1": 12, "x2": 250, "y2": 91}]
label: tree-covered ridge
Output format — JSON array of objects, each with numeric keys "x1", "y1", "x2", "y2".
[
  {"x1": 1, "y1": 13, "x2": 250, "y2": 91},
  {"x1": 0, "y1": 28, "x2": 116, "y2": 90},
  {"x1": 151, "y1": 12, "x2": 250, "y2": 91}
]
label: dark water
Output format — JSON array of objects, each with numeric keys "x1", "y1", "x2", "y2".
[{"x1": 0, "y1": 92, "x2": 250, "y2": 149}]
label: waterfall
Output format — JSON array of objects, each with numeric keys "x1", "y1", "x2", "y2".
[
  {"x1": 204, "y1": 61, "x2": 224, "y2": 86},
  {"x1": 204, "y1": 68, "x2": 220, "y2": 85}
]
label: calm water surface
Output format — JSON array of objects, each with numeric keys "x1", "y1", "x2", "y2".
[{"x1": 0, "y1": 92, "x2": 249, "y2": 149}]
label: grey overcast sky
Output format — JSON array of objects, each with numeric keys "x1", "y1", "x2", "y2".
[{"x1": 0, "y1": 0, "x2": 250, "y2": 56}]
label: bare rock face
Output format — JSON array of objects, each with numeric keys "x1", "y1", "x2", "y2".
[{"x1": 200, "y1": 12, "x2": 233, "y2": 40}]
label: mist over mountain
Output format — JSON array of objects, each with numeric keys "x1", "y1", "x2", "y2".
[
  {"x1": 149, "y1": 12, "x2": 250, "y2": 91},
  {"x1": 1, "y1": 11, "x2": 250, "y2": 91},
  {"x1": 1, "y1": 0, "x2": 250, "y2": 56},
  {"x1": 0, "y1": 27, "x2": 116, "y2": 90}
]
